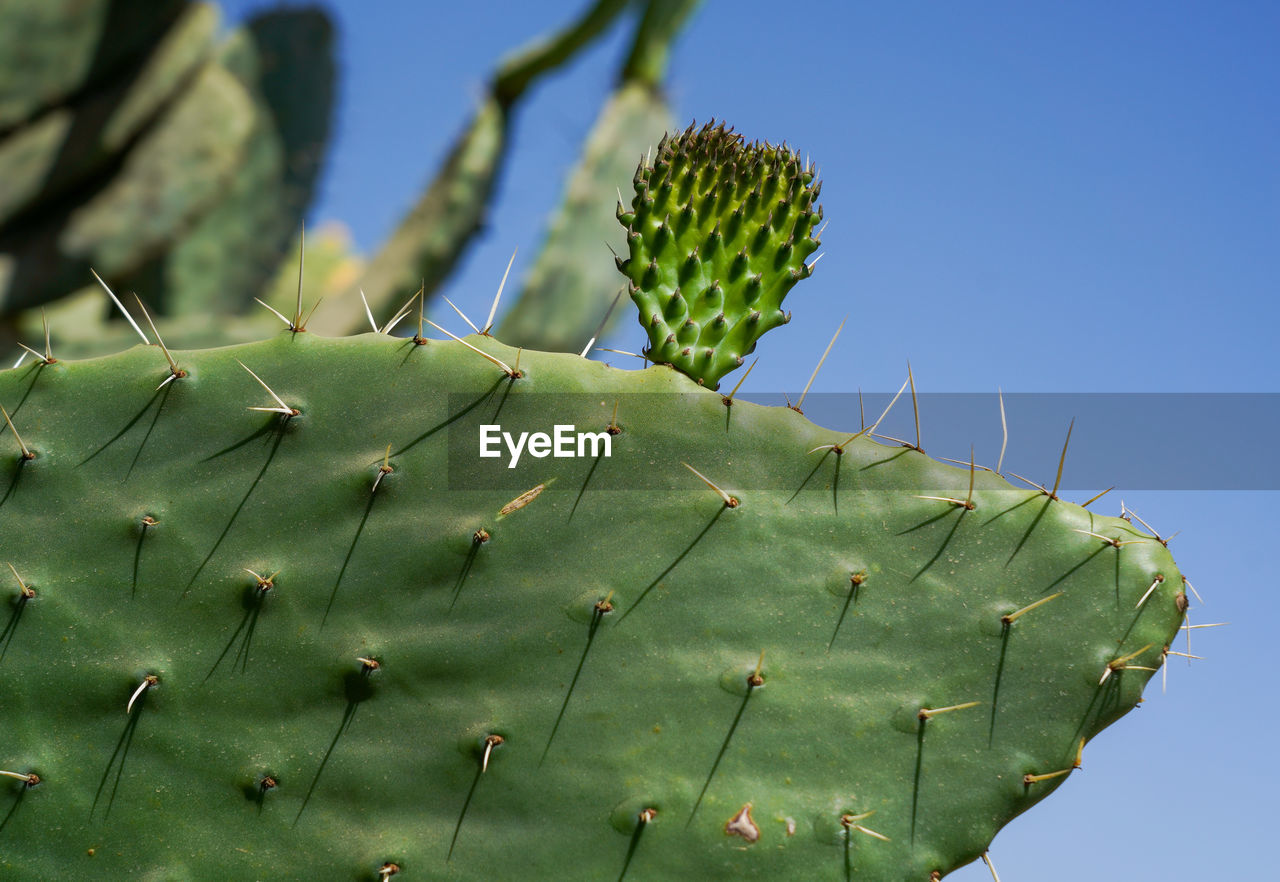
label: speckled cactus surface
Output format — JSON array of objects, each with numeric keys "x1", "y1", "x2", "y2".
[{"x1": 0, "y1": 331, "x2": 1186, "y2": 880}]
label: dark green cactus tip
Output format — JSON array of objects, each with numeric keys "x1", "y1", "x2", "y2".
[{"x1": 620, "y1": 121, "x2": 821, "y2": 389}]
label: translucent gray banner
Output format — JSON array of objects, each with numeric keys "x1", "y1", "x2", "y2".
[{"x1": 445, "y1": 391, "x2": 1279, "y2": 491}]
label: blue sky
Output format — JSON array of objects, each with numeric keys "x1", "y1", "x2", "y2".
[{"x1": 218, "y1": 2, "x2": 1276, "y2": 877}]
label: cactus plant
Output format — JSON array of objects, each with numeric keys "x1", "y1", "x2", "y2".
[
  {"x1": 0, "y1": 1, "x2": 1212, "y2": 875},
  {"x1": 0, "y1": 120, "x2": 1190, "y2": 879},
  {"x1": 0, "y1": 326, "x2": 1187, "y2": 880}
]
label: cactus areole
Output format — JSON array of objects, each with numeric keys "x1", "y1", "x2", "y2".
[{"x1": 0, "y1": 124, "x2": 1189, "y2": 881}]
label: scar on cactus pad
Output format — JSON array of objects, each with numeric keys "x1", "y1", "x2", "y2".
[
  {"x1": 0, "y1": 121, "x2": 1195, "y2": 880},
  {"x1": 618, "y1": 121, "x2": 821, "y2": 389}
]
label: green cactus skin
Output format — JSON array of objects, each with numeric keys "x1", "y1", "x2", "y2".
[
  {"x1": 618, "y1": 122, "x2": 822, "y2": 389},
  {"x1": 0, "y1": 332, "x2": 1185, "y2": 879},
  {"x1": 0, "y1": 0, "x2": 186, "y2": 132}
]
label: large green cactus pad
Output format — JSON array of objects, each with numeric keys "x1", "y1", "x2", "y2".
[
  {"x1": 140, "y1": 8, "x2": 335, "y2": 317},
  {"x1": 0, "y1": 61, "x2": 255, "y2": 314},
  {"x1": 0, "y1": 334, "x2": 1183, "y2": 879},
  {"x1": 619, "y1": 122, "x2": 822, "y2": 388},
  {"x1": 0, "y1": 2, "x2": 218, "y2": 230},
  {"x1": 0, "y1": 0, "x2": 186, "y2": 132}
]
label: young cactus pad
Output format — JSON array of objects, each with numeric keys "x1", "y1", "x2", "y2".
[
  {"x1": 0, "y1": 332, "x2": 1185, "y2": 879},
  {"x1": 618, "y1": 122, "x2": 822, "y2": 388}
]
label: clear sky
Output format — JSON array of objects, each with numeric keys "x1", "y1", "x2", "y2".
[{"x1": 217, "y1": 2, "x2": 1277, "y2": 878}]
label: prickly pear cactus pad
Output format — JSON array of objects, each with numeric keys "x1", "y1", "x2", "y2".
[
  {"x1": 618, "y1": 122, "x2": 822, "y2": 388},
  {"x1": 0, "y1": 333, "x2": 1184, "y2": 880}
]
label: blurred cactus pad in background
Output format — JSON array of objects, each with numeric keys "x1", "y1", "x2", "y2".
[
  {"x1": 0, "y1": 0, "x2": 333, "y2": 323},
  {"x1": 0, "y1": 1, "x2": 1208, "y2": 880},
  {"x1": 0, "y1": 0, "x2": 699, "y2": 357}
]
